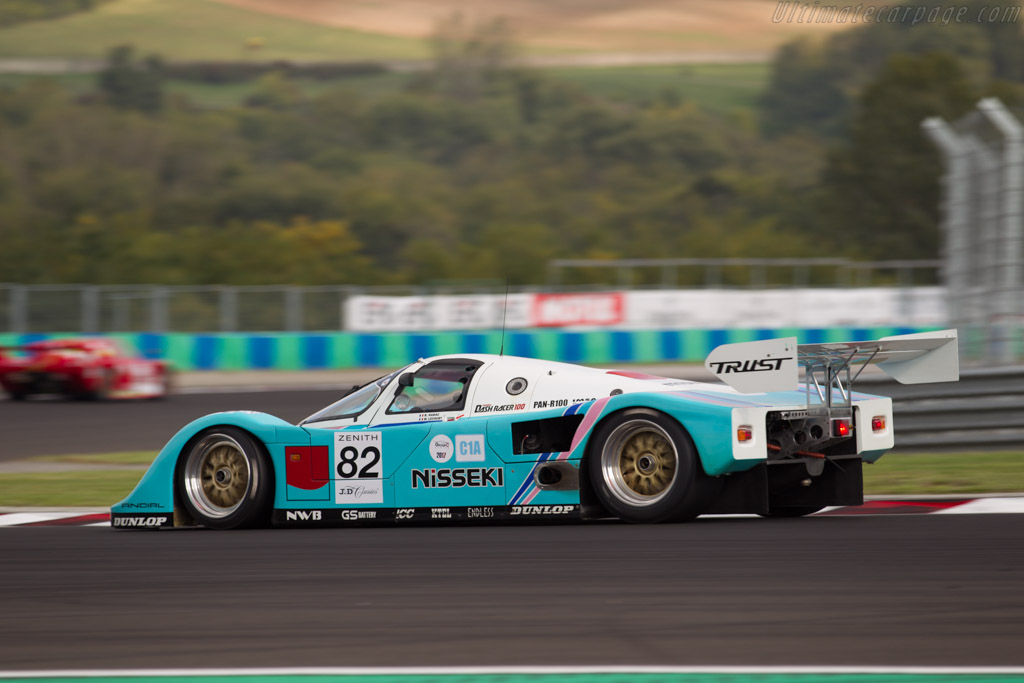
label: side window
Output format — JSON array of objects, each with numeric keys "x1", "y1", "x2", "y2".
[{"x1": 387, "y1": 360, "x2": 480, "y2": 414}]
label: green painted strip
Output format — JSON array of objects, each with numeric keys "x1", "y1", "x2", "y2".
[
  {"x1": 480, "y1": 331, "x2": 503, "y2": 356},
  {"x1": 331, "y1": 334, "x2": 357, "y2": 368},
  {"x1": 632, "y1": 329, "x2": 660, "y2": 363},
  {"x1": 220, "y1": 335, "x2": 247, "y2": 371},
  {"x1": 276, "y1": 335, "x2": 303, "y2": 371},
  {"x1": 3, "y1": 673, "x2": 1023, "y2": 683},
  {"x1": 381, "y1": 334, "x2": 410, "y2": 367},
  {"x1": 164, "y1": 333, "x2": 195, "y2": 371},
  {"x1": 824, "y1": 327, "x2": 851, "y2": 343},
  {"x1": 432, "y1": 333, "x2": 463, "y2": 357},
  {"x1": 681, "y1": 329, "x2": 709, "y2": 361},
  {"x1": 107, "y1": 332, "x2": 139, "y2": 354},
  {"x1": 530, "y1": 330, "x2": 560, "y2": 361},
  {"x1": 726, "y1": 328, "x2": 758, "y2": 343},
  {"x1": 583, "y1": 331, "x2": 613, "y2": 364}
]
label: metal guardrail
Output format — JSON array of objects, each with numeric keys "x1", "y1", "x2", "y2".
[{"x1": 860, "y1": 367, "x2": 1024, "y2": 451}]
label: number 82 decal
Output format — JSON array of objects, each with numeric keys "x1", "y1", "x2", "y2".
[{"x1": 333, "y1": 432, "x2": 383, "y2": 479}]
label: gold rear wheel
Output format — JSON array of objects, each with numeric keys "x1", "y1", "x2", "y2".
[{"x1": 599, "y1": 419, "x2": 678, "y2": 507}]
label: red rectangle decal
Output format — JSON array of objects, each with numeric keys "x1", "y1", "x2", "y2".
[
  {"x1": 285, "y1": 446, "x2": 330, "y2": 490},
  {"x1": 531, "y1": 292, "x2": 624, "y2": 327}
]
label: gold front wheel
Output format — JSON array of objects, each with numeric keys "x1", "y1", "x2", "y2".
[
  {"x1": 179, "y1": 427, "x2": 272, "y2": 529},
  {"x1": 183, "y1": 434, "x2": 251, "y2": 519}
]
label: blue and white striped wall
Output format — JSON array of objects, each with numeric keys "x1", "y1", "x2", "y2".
[{"x1": 0, "y1": 326, "x2": 936, "y2": 371}]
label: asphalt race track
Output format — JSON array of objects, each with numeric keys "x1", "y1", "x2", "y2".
[
  {"x1": 1, "y1": 514, "x2": 1023, "y2": 670},
  {"x1": 3, "y1": 387, "x2": 1024, "y2": 671},
  {"x1": 0, "y1": 387, "x2": 357, "y2": 460}
]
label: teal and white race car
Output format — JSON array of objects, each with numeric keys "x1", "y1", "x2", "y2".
[{"x1": 111, "y1": 330, "x2": 958, "y2": 529}]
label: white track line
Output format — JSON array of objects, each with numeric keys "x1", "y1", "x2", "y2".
[
  {"x1": 4, "y1": 666, "x2": 1024, "y2": 678},
  {"x1": 935, "y1": 498, "x2": 1024, "y2": 514}
]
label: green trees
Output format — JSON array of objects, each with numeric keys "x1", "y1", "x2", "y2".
[
  {"x1": 97, "y1": 45, "x2": 164, "y2": 113},
  {"x1": 761, "y1": 0, "x2": 1023, "y2": 138},
  {"x1": 2, "y1": 0, "x2": 1022, "y2": 287},
  {"x1": 819, "y1": 53, "x2": 979, "y2": 260},
  {"x1": 0, "y1": 57, "x2": 821, "y2": 286}
]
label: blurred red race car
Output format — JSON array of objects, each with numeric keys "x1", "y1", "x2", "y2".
[{"x1": 0, "y1": 338, "x2": 171, "y2": 401}]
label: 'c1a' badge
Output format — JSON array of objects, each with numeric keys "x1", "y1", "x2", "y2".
[
  {"x1": 429, "y1": 435, "x2": 454, "y2": 464},
  {"x1": 455, "y1": 434, "x2": 485, "y2": 462}
]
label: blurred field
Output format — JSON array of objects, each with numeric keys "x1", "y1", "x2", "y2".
[
  {"x1": 2, "y1": 450, "x2": 1022, "y2": 507},
  {"x1": 549, "y1": 62, "x2": 770, "y2": 111},
  {"x1": 215, "y1": 0, "x2": 851, "y2": 55},
  {"x1": 0, "y1": 0, "x2": 428, "y2": 61},
  {"x1": 0, "y1": 0, "x2": 850, "y2": 61},
  {"x1": 0, "y1": 62, "x2": 769, "y2": 113}
]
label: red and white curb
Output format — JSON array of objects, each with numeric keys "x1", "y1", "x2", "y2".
[
  {"x1": 2, "y1": 497, "x2": 1024, "y2": 527},
  {"x1": 0, "y1": 511, "x2": 110, "y2": 527},
  {"x1": 818, "y1": 497, "x2": 1024, "y2": 516}
]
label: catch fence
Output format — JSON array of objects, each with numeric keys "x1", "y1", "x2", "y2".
[{"x1": 0, "y1": 258, "x2": 942, "y2": 336}]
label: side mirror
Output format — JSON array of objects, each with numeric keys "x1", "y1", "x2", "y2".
[{"x1": 398, "y1": 372, "x2": 415, "y2": 388}]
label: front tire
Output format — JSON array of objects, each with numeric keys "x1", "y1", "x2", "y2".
[
  {"x1": 179, "y1": 427, "x2": 273, "y2": 530},
  {"x1": 588, "y1": 409, "x2": 708, "y2": 523}
]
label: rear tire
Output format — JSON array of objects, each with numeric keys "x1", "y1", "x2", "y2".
[
  {"x1": 179, "y1": 427, "x2": 273, "y2": 530},
  {"x1": 152, "y1": 367, "x2": 174, "y2": 400},
  {"x1": 588, "y1": 409, "x2": 709, "y2": 523},
  {"x1": 78, "y1": 368, "x2": 114, "y2": 401}
]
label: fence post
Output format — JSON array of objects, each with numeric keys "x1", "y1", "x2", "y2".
[
  {"x1": 11, "y1": 285, "x2": 27, "y2": 334},
  {"x1": 81, "y1": 286, "x2": 99, "y2": 333},
  {"x1": 285, "y1": 286, "x2": 302, "y2": 332},
  {"x1": 978, "y1": 98, "x2": 1024, "y2": 364},
  {"x1": 219, "y1": 286, "x2": 237, "y2": 332},
  {"x1": 150, "y1": 286, "x2": 169, "y2": 333},
  {"x1": 923, "y1": 116, "x2": 973, "y2": 358}
]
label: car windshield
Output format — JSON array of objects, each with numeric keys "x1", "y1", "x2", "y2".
[{"x1": 301, "y1": 368, "x2": 405, "y2": 424}]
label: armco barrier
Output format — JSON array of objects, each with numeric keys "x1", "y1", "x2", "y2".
[{"x1": 0, "y1": 326, "x2": 934, "y2": 371}]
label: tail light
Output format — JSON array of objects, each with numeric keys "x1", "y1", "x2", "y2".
[
  {"x1": 737, "y1": 426, "x2": 753, "y2": 442},
  {"x1": 871, "y1": 416, "x2": 886, "y2": 432},
  {"x1": 832, "y1": 418, "x2": 852, "y2": 438}
]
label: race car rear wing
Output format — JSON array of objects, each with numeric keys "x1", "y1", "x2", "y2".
[{"x1": 704, "y1": 329, "x2": 959, "y2": 396}]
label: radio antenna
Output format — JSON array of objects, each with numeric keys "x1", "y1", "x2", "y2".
[{"x1": 499, "y1": 279, "x2": 509, "y2": 356}]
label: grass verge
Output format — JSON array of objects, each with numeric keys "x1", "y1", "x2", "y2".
[
  {"x1": 549, "y1": 63, "x2": 770, "y2": 112},
  {"x1": 862, "y1": 451, "x2": 1024, "y2": 495},
  {"x1": 33, "y1": 451, "x2": 158, "y2": 465},
  {"x1": 0, "y1": 62, "x2": 768, "y2": 114},
  {"x1": 1, "y1": 450, "x2": 1023, "y2": 508},
  {"x1": 0, "y1": 470, "x2": 145, "y2": 507}
]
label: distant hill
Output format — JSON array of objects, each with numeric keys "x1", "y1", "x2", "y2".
[
  {"x1": 0, "y1": 0, "x2": 112, "y2": 29},
  {"x1": 0, "y1": 0, "x2": 852, "y2": 62}
]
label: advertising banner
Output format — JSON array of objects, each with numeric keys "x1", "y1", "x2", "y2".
[{"x1": 345, "y1": 288, "x2": 948, "y2": 332}]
